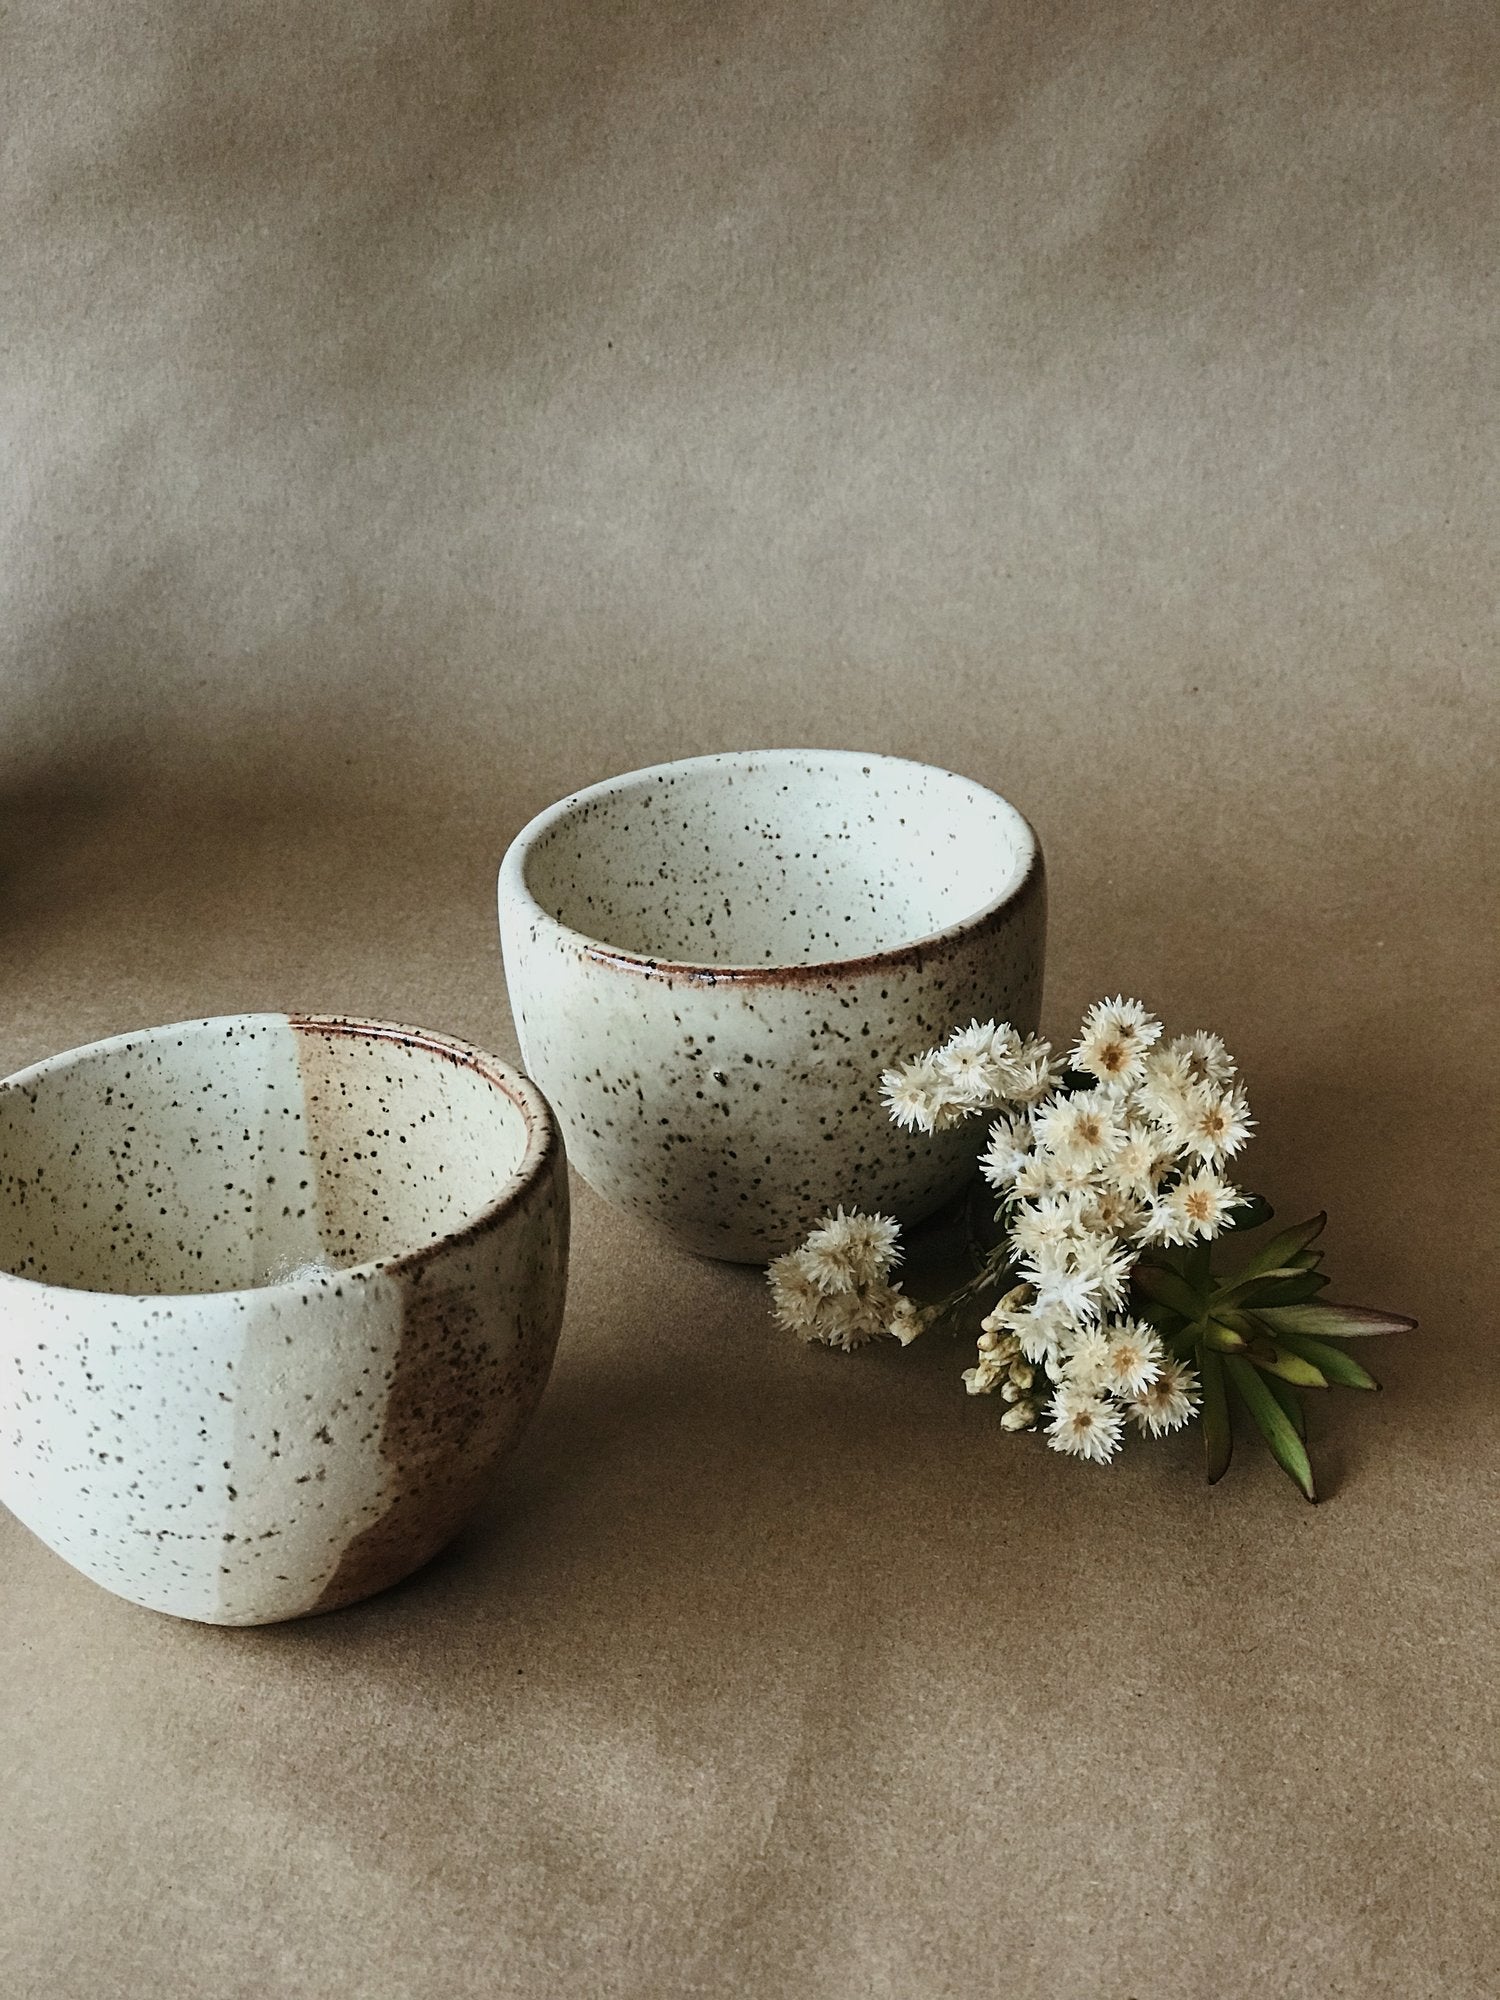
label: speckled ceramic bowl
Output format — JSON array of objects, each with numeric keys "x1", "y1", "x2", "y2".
[
  {"x1": 0, "y1": 1014, "x2": 568, "y2": 1625},
  {"x1": 498, "y1": 749, "x2": 1044, "y2": 1262}
]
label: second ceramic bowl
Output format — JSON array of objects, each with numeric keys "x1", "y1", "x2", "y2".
[{"x1": 498, "y1": 749, "x2": 1045, "y2": 1262}]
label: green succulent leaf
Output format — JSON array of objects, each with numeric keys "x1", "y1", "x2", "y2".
[
  {"x1": 1132, "y1": 1262, "x2": 1204, "y2": 1320},
  {"x1": 1135, "y1": 1299, "x2": 1188, "y2": 1340},
  {"x1": 1263, "y1": 1372, "x2": 1307, "y2": 1440},
  {"x1": 1225, "y1": 1354, "x2": 1317, "y2": 1502},
  {"x1": 1255, "y1": 1302, "x2": 1416, "y2": 1340},
  {"x1": 1254, "y1": 1344, "x2": 1330, "y2": 1390},
  {"x1": 1266, "y1": 1327, "x2": 1381, "y2": 1390},
  {"x1": 1226, "y1": 1212, "x2": 1327, "y2": 1285},
  {"x1": 1224, "y1": 1193, "x2": 1275, "y2": 1232},
  {"x1": 1200, "y1": 1348, "x2": 1232, "y2": 1484},
  {"x1": 1236, "y1": 1269, "x2": 1331, "y2": 1308},
  {"x1": 1203, "y1": 1316, "x2": 1250, "y2": 1353}
]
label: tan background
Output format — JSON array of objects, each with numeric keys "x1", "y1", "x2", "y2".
[{"x1": 2, "y1": 2, "x2": 1497, "y2": 1994}]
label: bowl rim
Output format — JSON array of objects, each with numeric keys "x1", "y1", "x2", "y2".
[
  {"x1": 0, "y1": 1011, "x2": 561, "y2": 1304},
  {"x1": 498, "y1": 747, "x2": 1043, "y2": 986}
]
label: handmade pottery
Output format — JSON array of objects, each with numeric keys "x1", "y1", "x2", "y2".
[
  {"x1": 498, "y1": 749, "x2": 1044, "y2": 1262},
  {"x1": 0, "y1": 1014, "x2": 568, "y2": 1625}
]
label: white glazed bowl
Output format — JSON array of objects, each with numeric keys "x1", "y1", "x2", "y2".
[
  {"x1": 498, "y1": 749, "x2": 1044, "y2": 1262},
  {"x1": 0, "y1": 1014, "x2": 568, "y2": 1625}
]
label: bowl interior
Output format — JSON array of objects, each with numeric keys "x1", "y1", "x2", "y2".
[
  {"x1": 0, "y1": 1017, "x2": 534, "y2": 1295},
  {"x1": 520, "y1": 751, "x2": 1032, "y2": 966}
]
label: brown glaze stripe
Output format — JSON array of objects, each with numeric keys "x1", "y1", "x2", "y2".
[{"x1": 284, "y1": 1014, "x2": 562, "y2": 1271}]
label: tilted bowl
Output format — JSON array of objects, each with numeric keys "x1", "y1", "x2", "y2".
[{"x1": 0, "y1": 1013, "x2": 568, "y2": 1624}]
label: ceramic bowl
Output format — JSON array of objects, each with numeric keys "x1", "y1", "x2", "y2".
[
  {"x1": 0, "y1": 1014, "x2": 568, "y2": 1625},
  {"x1": 498, "y1": 749, "x2": 1044, "y2": 1262}
]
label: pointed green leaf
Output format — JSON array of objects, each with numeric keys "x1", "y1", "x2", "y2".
[
  {"x1": 1226, "y1": 1212, "x2": 1327, "y2": 1285},
  {"x1": 1135, "y1": 1299, "x2": 1188, "y2": 1339},
  {"x1": 1200, "y1": 1348, "x2": 1231, "y2": 1484},
  {"x1": 1263, "y1": 1372, "x2": 1307, "y2": 1440},
  {"x1": 1267, "y1": 1327, "x2": 1381, "y2": 1391},
  {"x1": 1213, "y1": 1263, "x2": 1323, "y2": 1305},
  {"x1": 1224, "y1": 1193, "x2": 1274, "y2": 1232},
  {"x1": 1254, "y1": 1344, "x2": 1329, "y2": 1389},
  {"x1": 1132, "y1": 1262, "x2": 1204, "y2": 1319},
  {"x1": 1238, "y1": 1269, "x2": 1331, "y2": 1307},
  {"x1": 1255, "y1": 1302, "x2": 1416, "y2": 1340},
  {"x1": 1225, "y1": 1354, "x2": 1317, "y2": 1501},
  {"x1": 1285, "y1": 1247, "x2": 1325, "y2": 1271},
  {"x1": 1204, "y1": 1316, "x2": 1249, "y2": 1353}
]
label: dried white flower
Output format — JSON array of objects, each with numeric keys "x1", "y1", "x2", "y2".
[
  {"x1": 1034, "y1": 1088, "x2": 1126, "y2": 1172},
  {"x1": 888, "y1": 1295, "x2": 924, "y2": 1346},
  {"x1": 1001, "y1": 1034, "x2": 1064, "y2": 1104},
  {"x1": 936, "y1": 1020, "x2": 1022, "y2": 1105},
  {"x1": 1063, "y1": 1328, "x2": 1114, "y2": 1390},
  {"x1": 1127, "y1": 1358, "x2": 1202, "y2": 1435},
  {"x1": 766, "y1": 1247, "x2": 826, "y2": 1333},
  {"x1": 1133, "y1": 1044, "x2": 1198, "y2": 1133},
  {"x1": 1000, "y1": 1400, "x2": 1039, "y2": 1431},
  {"x1": 811, "y1": 1285, "x2": 904, "y2": 1352},
  {"x1": 1103, "y1": 1123, "x2": 1172, "y2": 1199},
  {"x1": 979, "y1": 1112, "x2": 1035, "y2": 1191},
  {"x1": 801, "y1": 1207, "x2": 902, "y2": 1292},
  {"x1": 880, "y1": 1051, "x2": 973, "y2": 1133},
  {"x1": 1008, "y1": 1191, "x2": 1092, "y2": 1262},
  {"x1": 1045, "y1": 1383, "x2": 1125, "y2": 1463},
  {"x1": 1172, "y1": 1030, "x2": 1236, "y2": 1088},
  {"x1": 1070, "y1": 996, "x2": 1163, "y2": 1089},
  {"x1": 1173, "y1": 1083, "x2": 1255, "y2": 1166},
  {"x1": 1097, "y1": 1318, "x2": 1164, "y2": 1398},
  {"x1": 1159, "y1": 1167, "x2": 1240, "y2": 1243}
]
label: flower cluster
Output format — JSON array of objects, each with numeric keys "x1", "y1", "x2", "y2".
[
  {"x1": 770, "y1": 994, "x2": 1414, "y2": 1498},
  {"x1": 767, "y1": 1208, "x2": 923, "y2": 1351},
  {"x1": 777, "y1": 999, "x2": 1258, "y2": 1463}
]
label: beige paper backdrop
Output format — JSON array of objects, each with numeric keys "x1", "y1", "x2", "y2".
[{"x1": 3, "y1": 3, "x2": 1497, "y2": 1995}]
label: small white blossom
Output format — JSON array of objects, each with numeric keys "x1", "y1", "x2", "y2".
[
  {"x1": 1172, "y1": 1030, "x2": 1236, "y2": 1088},
  {"x1": 812, "y1": 1284, "x2": 904, "y2": 1351},
  {"x1": 1034, "y1": 1088, "x2": 1126, "y2": 1172},
  {"x1": 1082, "y1": 1184, "x2": 1148, "y2": 1238},
  {"x1": 888, "y1": 1295, "x2": 924, "y2": 1346},
  {"x1": 1173, "y1": 1083, "x2": 1255, "y2": 1166},
  {"x1": 881, "y1": 1051, "x2": 957, "y2": 1133},
  {"x1": 1070, "y1": 996, "x2": 1163, "y2": 1089},
  {"x1": 1101, "y1": 1122, "x2": 1171, "y2": 1199},
  {"x1": 1161, "y1": 1167, "x2": 1240, "y2": 1243},
  {"x1": 937, "y1": 1020, "x2": 1024, "y2": 1105},
  {"x1": 979, "y1": 1112, "x2": 1035, "y2": 1191},
  {"x1": 1001, "y1": 1034, "x2": 1064, "y2": 1104},
  {"x1": 1063, "y1": 1328, "x2": 1113, "y2": 1390},
  {"x1": 1008, "y1": 1191, "x2": 1092, "y2": 1262},
  {"x1": 1045, "y1": 1383, "x2": 1125, "y2": 1463},
  {"x1": 1127, "y1": 1359, "x2": 1202, "y2": 1435},
  {"x1": 1097, "y1": 1318, "x2": 1164, "y2": 1398},
  {"x1": 1000, "y1": 1400, "x2": 1039, "y2": 1430},
  {"x1": 766, "y1": 1247, "x2": 826, "y2": 1333},
  {"x1": 1133, "y1": 1045, "x2": 1198, "y2": 1134},
  {"x1": 963, "y1": 1354, "x2": 1006, "y2": 1394},
  {"x1": 801, "y1": 1207, "x2": 901, "y2": 1292}
]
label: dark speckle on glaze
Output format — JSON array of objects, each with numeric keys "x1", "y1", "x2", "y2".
[{"x1": 499, "y1": 750, "x2": 1045, "y2": 1263}]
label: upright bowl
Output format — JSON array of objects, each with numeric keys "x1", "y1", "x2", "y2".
[
  {"x1": 499, "y1": 749, "x2": 1044, "y2": 1262},
  {"x1": 0, "y1": 1014, "x2": 568, "y2": 1624}
]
